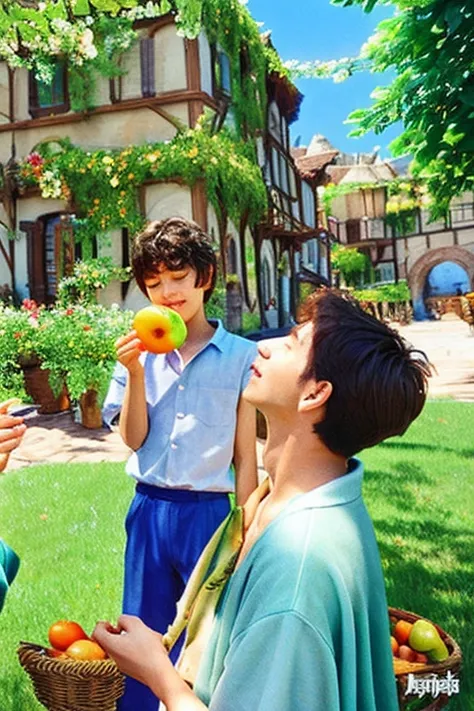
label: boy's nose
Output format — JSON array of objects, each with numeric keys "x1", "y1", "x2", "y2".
[
  {"x1": 257, "y1": 340, "x2": 272, "y2": 358},
  {"x1": 162, "y1": 281, "x2": 177, "y2": 297}
]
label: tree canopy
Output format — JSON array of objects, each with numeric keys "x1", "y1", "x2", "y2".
[{"x1": 291, "y1": 0, "x2": 474, "y2": 217}]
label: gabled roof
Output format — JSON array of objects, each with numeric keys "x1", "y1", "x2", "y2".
[
  {"x1": 326, "y1": 162, "x2": 397, "y2": 185},
  {"x1": 293, "y1": 150, "x2": 339, "y2": 179}
]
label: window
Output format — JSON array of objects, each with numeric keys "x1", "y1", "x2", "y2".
[
  {"x1": 262, "y1": 257, "x2": 272, "y2": 307},
  {"x1": 346, "y1": 220, "x2": 361, "y2": 245},
  {"x1": 374, "y1": 262, "x2": 395, "y2": 284},
  {"x1": 213, "y1": 48, "x2": 232, "y2": 97},
  {"x1": 29, "y1": 61, "x2": 69, "y2": 118}
]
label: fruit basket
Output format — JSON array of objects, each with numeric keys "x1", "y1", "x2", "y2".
[
  {"x1": 390, "y1": 607, "x2": 462, "y2": 711},
  {"x1": 17, "y1": 642, "x2": 124, "y2": 711}
]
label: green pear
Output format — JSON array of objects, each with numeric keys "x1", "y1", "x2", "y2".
[
  {"x1": 408, "y1": 620, "x2": 442, "y2": 652},
  {"x1": 427, "y1": 639, "x2": 449, "y2": 663}
]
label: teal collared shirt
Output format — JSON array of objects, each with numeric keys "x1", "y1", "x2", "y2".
[
  {"x1": 102, "y1": 320, "x2": 257, "y2": 491},
  {"x1": 0, "y1": 539, "x2": 20, "y2": 613},
  {"x1": 194, "y1": 459, "x2": 399, "y2": 711}
]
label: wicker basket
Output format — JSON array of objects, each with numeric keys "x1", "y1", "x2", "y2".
[
  {"x1": 390, "y1": 607, "x2": 462, "y2": 711},
  {"x1": 17, "y1": 643, "x2": 124, "y2": 711}
]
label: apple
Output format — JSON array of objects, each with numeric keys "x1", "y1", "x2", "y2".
[
  {"x1": 398, "y1": 645, "x2": 417, "y2": 662},
  {"x1": 415, "y1": 653, "x2": 429, "y2": 664},
  {"x1": 133, "y1": 305, "x2": 187, "y2": 354}
]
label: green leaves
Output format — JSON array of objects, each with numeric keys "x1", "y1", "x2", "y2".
[
  {"x1": 326, "y1": 0, "x2": 474, "y2": 210},
  {"x1": 73, "y1": 0, "x2": 91, "y2": 15}
]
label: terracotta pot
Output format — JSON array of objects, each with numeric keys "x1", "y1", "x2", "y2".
[
  {"x1": 79, "y1": 390, "x2": 103, "y2": 429},
  {"x1": 21, "y1": 363, "x2": 70, "y2": 415}
]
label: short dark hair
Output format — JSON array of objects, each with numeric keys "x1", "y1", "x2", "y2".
[
  {"x1": 131, "y1": 218, "x2": 217, "y2": 303},
  {"x1": 299, "y1": 290, "x2": 431, "y2": 458}
]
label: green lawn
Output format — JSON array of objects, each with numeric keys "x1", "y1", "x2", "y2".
[{"x1": 1, "y1": 400, "x2": 473, "y2": 710}]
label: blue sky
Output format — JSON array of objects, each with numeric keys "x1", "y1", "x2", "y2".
[{"x1": 247, "y1": 0, "x2": 401, "y2": 158}]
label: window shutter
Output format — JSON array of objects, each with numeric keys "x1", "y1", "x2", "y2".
[
  {"x1": 21, "y1": 220, "x2": 46, "y2": 303},
  {"x1": 140, "y1": 37, "x2": 155, "y2": 98}
]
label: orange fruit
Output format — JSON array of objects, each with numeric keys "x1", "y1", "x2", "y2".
[
  {"x1": 48, "y1": 620, "x2": 88, "y2": 651},
  {"x1": 133, "y1": 305, "x2": 187, "y2": 354},
  {"x1": 394, "y1": 619, "x2": 413, "y2": 646},
  {"x1": 65, "y1": 639, "x2": 107, "y2": 661},
  {"x1": 390, "y1": 636, "x2": 399, "y2": 656}
]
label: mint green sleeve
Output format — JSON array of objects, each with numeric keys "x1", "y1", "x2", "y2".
[
  {"x1": 208, "y1": 612, "x2": 339, "y2": 711},
  {"x1": 0, "y1": 539, "x2": 20, "y2": 613}
]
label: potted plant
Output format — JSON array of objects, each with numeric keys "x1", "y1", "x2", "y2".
[
  {"x1": 0, "y1": 300, "x2": 69, "y2": 413},
  {"x1": 34, "y1": 304, "x2": 132, "y2": 428}
]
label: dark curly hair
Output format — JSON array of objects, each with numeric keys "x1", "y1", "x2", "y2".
[{"x1": 132, "y1": 217, "x2": 217, "y2": 303}]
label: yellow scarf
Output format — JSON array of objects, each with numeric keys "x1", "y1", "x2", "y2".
[{"x1": 163, "y1": 478, "x2": 270, "y2": 685}]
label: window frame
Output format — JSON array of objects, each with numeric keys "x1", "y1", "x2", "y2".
[{"x1": 28, "y1": 61, "x2": 70, "y2": 119}]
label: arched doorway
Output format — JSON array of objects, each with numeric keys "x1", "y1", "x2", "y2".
[
  {"x1": 408, "y1": 247, "x2": 474, "y2": 320},
  {"x1": 425, "y1": 261, "x2": 470, "y2": 298}
]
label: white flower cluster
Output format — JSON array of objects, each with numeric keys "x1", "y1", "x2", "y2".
[
  {"x1": 103, "y1": 27, "x2": 136, "y2": 58},
  {"x1": 125, "y1": 2, "x2": 165, "y2": 21},
  {"x1": 284, "y1": 57, "x2": 359, "y2": 82},
  {"x1": 39, "y1": 170, "x2": 62, "y2": 200}
]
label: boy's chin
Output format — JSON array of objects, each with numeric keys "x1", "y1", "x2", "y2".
[{"x1": 242, "y1": 384, "x2": 263, "y2": 408}]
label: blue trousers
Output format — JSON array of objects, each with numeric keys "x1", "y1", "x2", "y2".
[{"x1": 118, "y1": 483, "x2": 231, "y2": 711}]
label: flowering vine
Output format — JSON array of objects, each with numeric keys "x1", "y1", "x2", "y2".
[{"x1": 18, "y1": 119, "x2": 267, "y2": 242}]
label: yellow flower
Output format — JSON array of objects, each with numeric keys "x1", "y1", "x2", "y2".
[
  {"x1": 94, "y1": 198, "x2": 100, "y2": 205},
  {"x1": 119, "y1": 207, "x2": 127, "y2": 217},
  {"x1": 102, "y1": 155, "x2": 114, "y2": 165},
  {"x1": 128, "y1": 173, "x2": 135, "y2": 181},
  {"x1": 110, "y1": 175, "x2": 119, "y2": 188},
  {"x1": 146, "y1": 151, "x2": 161, "y2": 163},
  {"x1": 120, "y1": 190, "x2": 126, "y2": 197},
  {"x1": 188, "y1": 146, "x2": 199, "y2": 159},
  {"x1": 79, "y1": 168, "x2": 86, "y2": 173}
]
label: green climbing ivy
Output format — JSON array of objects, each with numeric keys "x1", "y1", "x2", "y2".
[{"x1": 18, "y1": 118, "x2": 267, "y2": 242}]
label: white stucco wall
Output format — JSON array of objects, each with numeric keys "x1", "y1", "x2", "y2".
[
  {"x1": 145, "y1": 182, "x2": 193, "y2": 222},
  {"x1": 1, "y1": 103, "x2": 188, "y2": 161},
  {"x1": 199, "y1": 32, "x2": 212, "y2": 96},
  {"x1": 457, "y1": 228, "x2": 474, "y2": 248},
  {"x1": 154, "y1": 25, "x2": 187, "y2": 93},
  {"x1": 120, "y1": 37, "x2": 143, "y2": 101},
  {"x1": 429, "y1": 231, "x2": 455, "y2": 251},
  {"x1": 13, "y1": 68, "x2": 29, "y2": 124}
]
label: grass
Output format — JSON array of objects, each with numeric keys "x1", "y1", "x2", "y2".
[
  {"x1": 1, "y1": 401, "x2": 473, "y2": 710},
  {"x1": 0, "y1": 462, "x2": 134, "y2": 710}
]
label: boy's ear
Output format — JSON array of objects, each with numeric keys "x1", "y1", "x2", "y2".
[{"x1": 298, "y1": 379, "x2": 333, "y2": 414}]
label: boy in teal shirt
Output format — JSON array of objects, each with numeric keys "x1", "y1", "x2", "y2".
[{"x1": 94, "y1": 291, "x2": 431, "y2": 711}]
